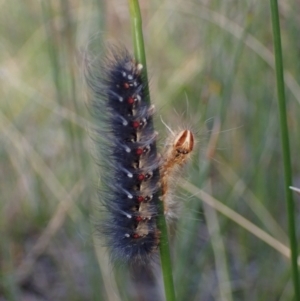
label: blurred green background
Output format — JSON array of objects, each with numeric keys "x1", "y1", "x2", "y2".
[{"x1": 1, "y1": 0, "x2": 300, "y2": 300}]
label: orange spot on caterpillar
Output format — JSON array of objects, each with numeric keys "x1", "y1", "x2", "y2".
[
  {"x1": 132, "y1": 233, "x2": 140, "y2": 239},
  {"x1": 137, "y1": 196, "x2": 144, "y2": 202},
  {"x1": 127, "y1": 97, "x2": 134, "y2": 104},
  {"x1": 123, "y1": 82, "x2": 130, "y2": 89},
  {"x1": 136, "y1": 148, "x2": 143, "y2": 155},
  {"x1": 137, "y1": 174, "x2": 145, "y2": 181},
  {"x1": 132, "y1": 121, "x2": 140, "y2": 128},
  {"x1": 135, "y1": 216, "x2": 143, "y2": 222}
]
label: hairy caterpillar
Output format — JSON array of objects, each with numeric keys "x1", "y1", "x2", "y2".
[
  {"x1": 87, "y1": 47, "x2": 160, "y2": 265},
  {"x1": 87, "y1": 47, "x2": 194, "y2": 265},
  {"x1": 161, "y1": 129, "x2": 194, "y2": 220}
]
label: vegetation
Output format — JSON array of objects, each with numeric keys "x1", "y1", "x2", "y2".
[{"x1": 1, "y1": 1, "x2": 300, "y2": 300}]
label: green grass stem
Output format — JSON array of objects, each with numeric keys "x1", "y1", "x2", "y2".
[
  {"x1": 40, "y1": 0, "x2": 78, "y2": 171},
  {"x1": 269, "y1": 1, "x2": 300, "y2": 299},
  {"x1": 127, "y1": 1, "x2": 176, "y2": 301},
  {"x1": 127, "y1": 0, "x2": 150, "y2": 105}
]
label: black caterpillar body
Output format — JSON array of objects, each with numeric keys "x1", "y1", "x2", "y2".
[{"x1": 88, "y1": 48, "x2": 160, "y2": 264}]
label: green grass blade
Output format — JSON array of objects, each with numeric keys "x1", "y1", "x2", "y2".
[
  {"x1": 128, "y1": 0, "x2": 150, "y2": 105},
  {"x1": 269, "y1": 1, "x2": 300, "y2": 299},
  {"x1": 127, "y1": 1, "x2": 176, "y2": 300}
]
